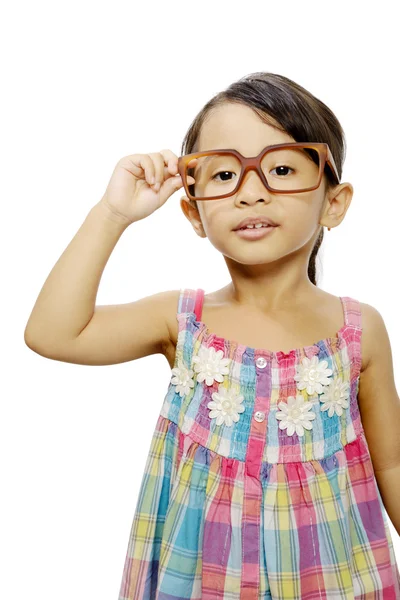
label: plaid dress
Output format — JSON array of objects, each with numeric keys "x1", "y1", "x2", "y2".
[{"x1": 118, "y1": 288, "x2": 400, "y2": 599}]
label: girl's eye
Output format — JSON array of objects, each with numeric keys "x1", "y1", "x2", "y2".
[
  {"x1": 212, "y1": 171, "x2": 236, "y2": 182},
  {"x1": 211, "y1": 166, "x2": 294, "y2": 183},
  {"x1": 270, "y1": 165, "x2": 294, "y2": 176}
]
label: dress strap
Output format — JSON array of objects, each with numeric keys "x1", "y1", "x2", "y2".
[
  {"x1": 177, "y1": 288, "x2": 205, "y2": 321},
  {"x1": 341, "y1": 296, "x2": 362, "y2": 328}
]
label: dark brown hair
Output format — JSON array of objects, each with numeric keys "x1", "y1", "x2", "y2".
[{"x1": 180, "y1": 72, "x2": 346, "y2": 286}]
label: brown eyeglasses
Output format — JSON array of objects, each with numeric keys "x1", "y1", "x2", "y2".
[{"x1": 177, "y1": 142, "x2": 340, "y2": 201}]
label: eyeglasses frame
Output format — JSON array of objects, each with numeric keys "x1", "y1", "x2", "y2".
[{"x1": 177, "y1": 142, "x2": 340, "y2": 201}]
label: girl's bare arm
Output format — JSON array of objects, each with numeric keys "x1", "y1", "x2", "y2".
[{"x1": 24, "y1": 201, "x2": 174, "y2": 365}]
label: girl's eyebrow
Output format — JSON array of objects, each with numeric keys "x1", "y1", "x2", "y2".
[{"x1": 199, "y1": 144, "x2": 288, "y2": 156}]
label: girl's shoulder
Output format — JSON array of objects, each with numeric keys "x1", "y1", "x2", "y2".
[{"x1": 358, "y1": 300, "x2": 388, "y2": 372}]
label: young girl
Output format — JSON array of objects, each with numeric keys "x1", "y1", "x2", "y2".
[{"x1": 24, "y1": 72, "x2": 400, "y2": 599}]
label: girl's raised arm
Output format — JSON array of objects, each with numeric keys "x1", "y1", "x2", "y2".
[{"x1": 24, "y1": 150, "x2": 191, "y2": 365}]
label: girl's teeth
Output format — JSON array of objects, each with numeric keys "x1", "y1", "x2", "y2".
[{"x1": 243, "y1": 223, "x2": 269, "y2": 229}]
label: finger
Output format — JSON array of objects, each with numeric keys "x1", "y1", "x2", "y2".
[
  {"x1": 122, "y1": 154, "x2": 156, "y2": 186},
  {"x1": 159, "y1": 149, "x2": 180, "y2": 176},
  {"x1": 148, "y1": 152, "x2": 169, "y2": 190},
  {"x1": 127, "y1": 154, "x2": 155, "y2": 185},
  {"x1": 157, "y1": 173, "x2": 185, "y2": 204},
  {"x1": 159, "y1": 172, "x2": 195, "y2": 193}
]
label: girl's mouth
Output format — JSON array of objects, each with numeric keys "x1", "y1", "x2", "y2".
[{"x1": 234, "y1": 225, "x2": 278, "y2": 240}]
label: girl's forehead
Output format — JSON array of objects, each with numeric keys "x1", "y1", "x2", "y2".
[{"x1": 198, "y1": 104, "x2": 295, "y2": 152}]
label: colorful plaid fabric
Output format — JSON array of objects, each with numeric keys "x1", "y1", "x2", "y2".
[{"x1": 118, "y1": 288, "x2": 400, "y2": 599}]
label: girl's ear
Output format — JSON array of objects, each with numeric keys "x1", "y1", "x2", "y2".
[
  {"x1": 180, "y1": 194, "x2": 190, "y2": 205},
  {"x1": 320, "y1": 182, "x2": 354, "y2": 230},
  {"x1": 180, "y1": 195, "x2": 197, "y2": 216},
  {"x1": 179, "y1": 196, "x2": 206, "y2": 238},
  {"x1": 180, "y1": 195, "x2": 197, "y2": 211}
]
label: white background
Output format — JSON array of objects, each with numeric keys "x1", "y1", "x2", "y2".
[{"x1": 2, "y1": 0, "x2": 399, "y2": 598}]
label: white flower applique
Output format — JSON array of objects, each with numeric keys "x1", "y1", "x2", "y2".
[
  {"x1": 170, "y1": 358, "x2": 195, "y2": 398},
  {"x1": 293, "y1": 355, "x2": 333, "y2": 396},
  {"x1": 207, "y1": 383, "x2": 245, "y2": 427},
  {"x1": 275, "y1": 394, "x2": 316, "y2": 437},
  {"x1": 293, "y1": 355, "x2": 350, "y2": 420},
  {"x1": 319, "y1": 376, "x2": 350, "y2": 417},
  {"x1": 192, "y1": 346, "x2": 231, "y2": 386}
]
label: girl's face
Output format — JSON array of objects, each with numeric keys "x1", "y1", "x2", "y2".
[{"x1": 180, "y1": 102, "x2": 352, "y2": 267}]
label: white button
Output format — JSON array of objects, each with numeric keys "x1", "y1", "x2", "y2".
[
  {"x1": 256, "y1": 356, "x2": 267, "y2": 368},
  {"x1": 254, "y1": 410, "x2": 265, "y2": 422}
]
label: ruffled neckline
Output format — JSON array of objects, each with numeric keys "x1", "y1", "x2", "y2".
[{"x1": 184, "y1": 311, "x2": 348, "y2": 362}]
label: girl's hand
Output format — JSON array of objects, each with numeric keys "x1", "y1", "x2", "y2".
[{"x1": 98, "y1": 149, "x2": 195, "y2": 226}]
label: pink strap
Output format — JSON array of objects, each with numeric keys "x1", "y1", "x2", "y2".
[
  {"x1": 177, "y1": 288, "x2": 205, "y2": 320},
  {"x1": 194, "y1": 288, "x2": 205, "y2": 321},
  {"x1": 341, "y1": 296, "x2": 362, "y2": 328}
]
